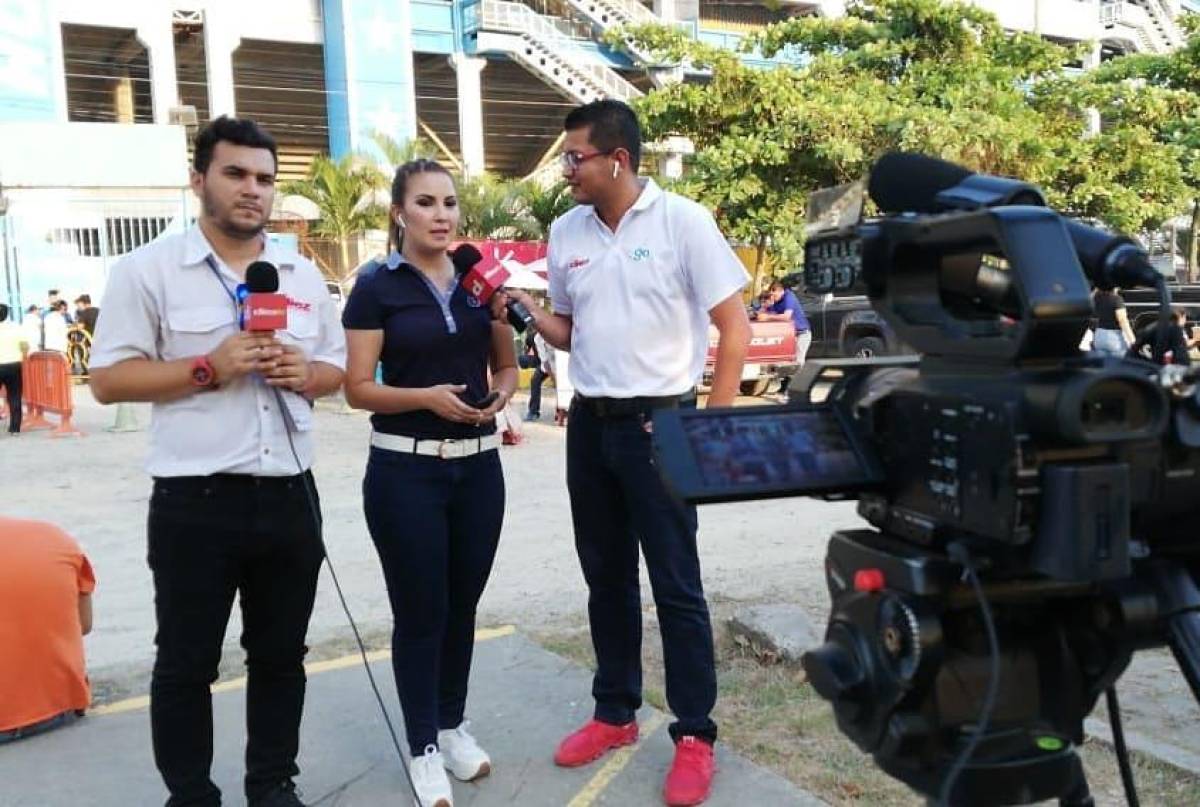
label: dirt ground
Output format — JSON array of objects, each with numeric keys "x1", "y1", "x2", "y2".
[{"x1": 534, "y1": 602, "x2": 1200, "y2": 807}]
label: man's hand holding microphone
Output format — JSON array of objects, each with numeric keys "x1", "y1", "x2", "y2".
[
  {"x1": 204, "y1": 260, "x2": 311, "y2": 393},
  {"x1": 206, "y1": 331, "x2": 283, "y2": 385}
]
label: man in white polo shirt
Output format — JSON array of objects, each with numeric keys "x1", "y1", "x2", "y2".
[
  {"x1": 89, "y1": 116, "x2": 346, "y2": 807},
  {"x1": 504, "y1": 99, "x2": 751, "y2": 806}
]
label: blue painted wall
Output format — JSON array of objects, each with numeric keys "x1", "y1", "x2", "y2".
[
  {"x1": 413, "y1": 0, "x2": 457, "y2": 53},
  {"x1": 324, "y1": 0, "x2": 419, "y2": 160},
  {"x1": 322, "y1": 0, "x2": 352, "y2": 158}
]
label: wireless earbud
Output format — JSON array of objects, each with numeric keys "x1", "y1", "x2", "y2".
[{"x1": 612, "y1": 163, "x2": 620, "y2": 179}]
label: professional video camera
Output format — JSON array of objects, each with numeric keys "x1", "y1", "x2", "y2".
[{"x1": 652, "y1": 153, "x2": 1200, "y2": 806}]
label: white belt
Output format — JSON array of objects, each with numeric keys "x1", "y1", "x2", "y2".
[{"x1": 370, "y1": 431, "x2": 500, "y2": 459}]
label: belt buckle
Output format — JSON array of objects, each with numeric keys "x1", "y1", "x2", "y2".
[{"x1": 437, "y1": 439, "x2": 457, "y2": 460}]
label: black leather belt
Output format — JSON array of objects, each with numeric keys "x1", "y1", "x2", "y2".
[
  {"x1": 573, "y1": 390, "x2": 697, "y2": 418},
  {"x1": 153, "y1": 472, "x2": 310, "y2": 495}
]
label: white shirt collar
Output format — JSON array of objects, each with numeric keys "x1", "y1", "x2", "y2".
[
  {"x1": 587, "y1": 178, "x2": 663, "y2": 226},
  {"x1": 182, "y1": 224, "x2": 290, "y2": 271}
]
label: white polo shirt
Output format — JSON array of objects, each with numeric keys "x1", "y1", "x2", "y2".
[
  {"x1": 548, "y1": 179, "x2": 749, "y2": 397},
  {"x1": 90, "y1": 225, "x2": 346, "y2": 478}
]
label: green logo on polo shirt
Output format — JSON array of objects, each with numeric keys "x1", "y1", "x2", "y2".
[{"x1": 631, "y1": 248, "x2": 651, "y2": 261}]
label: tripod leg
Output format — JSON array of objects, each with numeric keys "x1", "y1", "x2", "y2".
[
  {"x1": 1147, "y1": 562, "x2": 1200, "y2": 704},
  {"x1": 1059, "y1": 754, "x2": 1095, "y2": 807}
]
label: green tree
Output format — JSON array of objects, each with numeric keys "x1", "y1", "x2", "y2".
[
  {"x1": 608, "y1": 0, "x2": 1190, "y2": 288},
  {"x1": 1081, "y1": 17, "x2": 1200, "y2": 276},
  {"x1": 456, "y1": 174, "x2": 540, "y2": 240},
  {"x1": 514, "y1": 180, "x2": 575, "y2": 238},
  {"x1": 280, "y1": 153, "x2": 386, "y2": 278}
]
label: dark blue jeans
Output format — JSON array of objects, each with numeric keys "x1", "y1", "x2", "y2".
[
  {"x1": 363, "y1": 446, "x2": 505, "y2": 755},
  {"x1": 566, "y1": 401, "x2": 718, "y2": 744}
]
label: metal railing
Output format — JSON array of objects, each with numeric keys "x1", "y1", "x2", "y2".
[
  {"x1": 1129, "y1": 0, "x2": 1186, "y2": 48},
  {"x1": 569, "y1": 0, "x2": 660, "y2": 28},
  {"x1": 1100, "y1": 1, "x2": 1176, "y2": 52},
  {"x1": 481, "y1": 0, "x2": 643, "y2": 100}
]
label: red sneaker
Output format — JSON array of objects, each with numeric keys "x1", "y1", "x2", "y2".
[
  {"x1": 554, "y1": 719, "x2": 638, "y2": 767},
  {"x1": 663, "y1": 736, "x2": 715, "y2": 806}
]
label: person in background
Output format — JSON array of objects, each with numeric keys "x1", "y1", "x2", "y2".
[
  {"x1": 0, "y1": 304, "x2": 26, "y2": 435},
  {"x1": 754, "y1": 280, "x2": 811, "y2": 401},
  {"x1": 22, "y1": 305, "x2": 43, "y2": 352},
  {"x1": 525, "y1": 330, "x2": 554, "y2": 422},
  {"x1": 0, "y1": 515, "x2": 95, "y2": 743},
  {"x1": 42, "y1": 301, "x2": 70, "y2": 354},
  {"x1": 44, "y1": 290, "x2": 65, "y2": 321},
  {"x1": 1128, "y1": 308, "x2": 1192, "y2": 366},
  {"x1": 74, "y1": 295, "x2": 99, "y2": 336},
  {"x1": 342, "y1": 159, "x2": 518, "y2": 807},
  {"x1": 1091, "y1": 288, "x2": 1136, "y2": 357}
]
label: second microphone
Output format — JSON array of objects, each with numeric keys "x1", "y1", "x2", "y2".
[{"x1": 451, "y1": 244, "x2": 536, "y2": 332}]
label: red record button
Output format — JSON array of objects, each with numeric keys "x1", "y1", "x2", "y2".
[{"x1": 853, "y1": 569, "x2": 886, "y2": 593}]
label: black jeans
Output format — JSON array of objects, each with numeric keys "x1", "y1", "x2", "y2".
[
  {"x1": 528, "y1": 367, "x2": 548, "y2": 417},
  {"x1": 147, "y1": 473, "x2": 324, "y2": 806},
  {"x1": 363, "y1": 447, "x2": 505, "y2": 755},
  {"x1": 566, "y1": 400, "x2": 718, "y2": 744},
  {"x1": 0, "y1": 361, "x2": 21, "y2": 433}
]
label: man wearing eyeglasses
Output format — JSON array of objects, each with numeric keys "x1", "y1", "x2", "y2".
[{"x1": 502, "y1": 99, "x2": 751, "y2": 806}]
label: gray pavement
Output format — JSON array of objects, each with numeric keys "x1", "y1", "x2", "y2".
[
  {"x1": 1, "y1": 387, "x2": 859, "y2": 691},
  {"x1": 0, "y1": 632, "x2": 825, "y2": 807}
]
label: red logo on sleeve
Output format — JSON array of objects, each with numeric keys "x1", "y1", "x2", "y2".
[{"x1": 567, "y1": 256, "x2": 590, "y2": 271}]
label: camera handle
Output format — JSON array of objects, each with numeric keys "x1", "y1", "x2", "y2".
[{"x1": 1146, "y1": 561, "x2": 1200, "y2": 704}]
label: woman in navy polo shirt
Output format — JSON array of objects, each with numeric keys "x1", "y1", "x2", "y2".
[{"x1": 342, "y1": 159, "x2": 518, "y2": 807}]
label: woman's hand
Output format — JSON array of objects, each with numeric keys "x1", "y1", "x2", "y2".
[
  {"x1": 424, "y1": 384, "x2": 483, "y2": 423},
  {"x1": 476, "y1": 388, "x2": 511, "y2": 422}
]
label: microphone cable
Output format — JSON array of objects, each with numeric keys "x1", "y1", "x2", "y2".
[
  {"x1": 939, "y1": 543, "x2": 1001, "y2": 807},
  {"x1": 272, "y1": 385, "x2": 421, "y2": 803}
]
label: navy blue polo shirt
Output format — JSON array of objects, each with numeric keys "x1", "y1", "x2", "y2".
[
  {"x1": 342, "y1": 253, "x2": 496, "y2": 439},
  {"x1": 769, "y1": 289, "x2": 811, "y2": 333}
]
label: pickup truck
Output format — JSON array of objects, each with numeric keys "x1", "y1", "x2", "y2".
[
  {"x1": 799, "y1": 291, "x2": 908, "y2": 359},
  {"x1": 1122, "y1": 285, "x2": 1200, "y2": 332},
  {"x1": 775, "y1": 273, "x2": 908, "y2": 358},
  {"x1": 703, "y1": 320, "x2": 796, "y2": 396},
  {"x1": 701, "y1": 292, "x2": 908, "y2": 396}
]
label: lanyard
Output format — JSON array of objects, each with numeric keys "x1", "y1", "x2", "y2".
[{"x1": 204, "y1": 255, "x2": 244, "y2": 327}]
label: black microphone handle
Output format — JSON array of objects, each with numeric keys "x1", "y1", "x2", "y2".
[{"x1": 506, "y1": 299, "x2": 534, "y2": 333}]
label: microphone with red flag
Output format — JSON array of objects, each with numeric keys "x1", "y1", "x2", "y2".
[
  {"x1": 243, "y1": 261, "x2": 288, "y2": 331},
  {"x1": 451, "y1": 244, "x2": 535, "y2": 332}
]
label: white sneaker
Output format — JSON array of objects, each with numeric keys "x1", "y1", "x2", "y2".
[
  {"x1": 437, "y1": 721, "x2": 493, "y2": 781},
  {"x1": 410, "y1": 745, "x2": 453, "y2": 807}
]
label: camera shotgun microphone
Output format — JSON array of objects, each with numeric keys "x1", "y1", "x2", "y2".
[
  {"x1": 243, "y1": 261, "x2": 288, "y2": 331},
  {"x1": 451, "y1": 243, "x2": 536, "y2": 332},
  {"x1": 868, "y1": 151, "x2": 1163, "y2": 291}
]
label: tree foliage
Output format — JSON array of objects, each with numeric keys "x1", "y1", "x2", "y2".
[
  {"x1": 514, "y1": 180, "x2": 576, "y2": 238},
  {"x1": 609, "y1": 0, "x2": 1193, "y2": 280}
]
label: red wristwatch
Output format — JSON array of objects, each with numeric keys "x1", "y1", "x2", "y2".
[{"x1": 190, "y1": 355, "x2": 218, "y2": 389}]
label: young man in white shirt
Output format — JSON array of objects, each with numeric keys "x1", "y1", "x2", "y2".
[
  {"x1": 503, "y1": 100, "x2": 751, "y2": 806},
  {"x1": 89, "y1": 117, "x2": 346, "y2": 807}
]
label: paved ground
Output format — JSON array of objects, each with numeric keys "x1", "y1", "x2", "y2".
[
  {"x1": 3, "y1": 385, "x2": 1200, "y2": 792},
  {"x1": 1, "y1": 387, "x2": 858, "y2": 692},
  {"x1": 0, "y1": 631, "x2": 826, "y2": 807}
]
